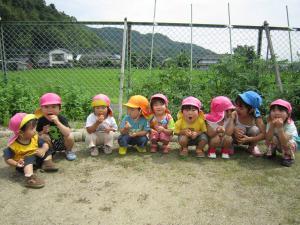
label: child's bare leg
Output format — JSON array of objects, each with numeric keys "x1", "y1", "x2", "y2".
[
  {"x1": 247, "y1": 126, "x2": 262, "y2": 156},
  {"x1": 64, "y1": 134, "x2": 76, "y2": 160},
  {"x1": 221, "y1": 135, "x2": 233, "y2": 158},
  {"x1": 179, "y1": 135, "x2": 189, "y2": 156},
  {"x1": 196, "y1": 139, "x2": 207, "y2": 158}
]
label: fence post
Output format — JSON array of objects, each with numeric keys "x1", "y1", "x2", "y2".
[
  {"x1": 264, "y1": 21, "x2": 283, "y2": 93},
  {"x1": 286, "y1": 5, "x2": 293, "y2": 63},
  {"x1": 118, "y1": 18, "x2": 128, "y2": 123},
  {"x1": 0, "y1": 18, "x2": 7, "y2": 84},
  {"x1": 257, "y1": 27, "x2": 263, "y2": 57},
  {"x1": 127, "y1": 22, "x2": 132, "y2": 98},
  {"x1": 227, "y1": 3, "x2": 233, "y2": 55}
]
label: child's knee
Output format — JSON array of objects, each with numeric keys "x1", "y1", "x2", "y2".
[{"x1": 247, "y1": 126, "x2": 260, "y2": 137}]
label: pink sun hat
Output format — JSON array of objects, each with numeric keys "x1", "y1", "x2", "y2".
[
  {"x1": 270, "y1": 99, "x2": 292, "y2": 123},
  {"x1": 181, "y1": 96, "x2": 202, "y2": 111},
  {"x1": 91, "y1": 94, "x2": 113, "y2": 115},
  {"x1": 8, "y1": 113, "x2": 36, "y2": 146},
  {"x1": 35, "y1": 93, "x2": 62, "y2": 118},
  {"x1": 205, "y1": 96, "x2": 235, "y2": 123}
]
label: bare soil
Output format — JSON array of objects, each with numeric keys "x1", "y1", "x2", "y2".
[{"x1": 0, "y1": 135, "x2": 300, "y2": 225}]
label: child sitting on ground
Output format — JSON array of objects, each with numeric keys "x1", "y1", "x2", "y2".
[
  {"x1": 205, "y1": 96, "x2": 235, "y2": 159},
  {"x1": 85, "y1": 94, "x2": 118, "y2": 156},
  {"x1": 233, "y1": 90, "x2": 265, "y2": 156},
  {"x1": 118, "y1": 95, "x2": 151, "y2": 155},
  {"x1": 174, "y1": 96, "x2": 208, "y2": 157},
  {"x1": 265, "y1": 99, "x2": 299, "y2": 167},
  {"x1": 36, "y1": 93, "x2": 76, "y2": 161},
  {"x1": 3, "y1": 113, "x2": 58, "y2": 189},
  {"x1": 149, "y1": 93, "x2": 175, "y2": 154}
]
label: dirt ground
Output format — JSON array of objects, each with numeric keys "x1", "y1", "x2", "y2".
[{"x1": 0, "y1": 133, "x2": 300, "y2": 225}]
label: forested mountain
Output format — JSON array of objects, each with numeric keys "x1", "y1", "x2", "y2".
[
  {"x1": 0, "y1": 0, "x2": 74, "y2": 21},
  {"x1": 0, "y1": 0, "x2": 217, "y2": 65}
]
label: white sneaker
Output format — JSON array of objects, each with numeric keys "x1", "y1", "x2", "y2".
[
  {"x1": 103, "y1": 145, "x2": 112, "y2": 154},
  {"x1": 90, "y1": 147, "x2": 99, "y2": 157},
  {"x1": 208, "y1": 153, "x2": 216, "y2": 159},
  {"x1": 222, "y1": 153, "x2": 230, "y2": 159}
]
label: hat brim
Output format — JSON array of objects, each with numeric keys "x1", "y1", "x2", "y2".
[
  {"x1": 124, "y1": 103, "x2": 139, "y2": 108},
  {"x1": 8, "y1": 134, "x2": 18, "y2": 146},
  {"x1": 205, "y1": 111, "x2": 225, "y2": 123},
  {"x1": 181, "y1": 103, "x2": 200, "y2": 111},
  {"x1": 92, "y1": 99, "x2": 108, "y2": 107},
  {"x1": 40, "y1": 100, "x2": 61, "y2": 106}
]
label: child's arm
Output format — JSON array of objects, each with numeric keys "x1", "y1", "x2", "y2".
[
  {"x1": 206, "y1": 123, "x2": 217, "y2": 137},
  {"x1": 120, "y1": 121, "x2": 131, "y2": 135},
  {"x1": 270, "y1": 118, "x2": 290, "y2": 147},
  {"x1": 86, "y1": 115, "x2": 105, "y2": 134},
  {"x1": 225, "y1": 111, "x2": 236, "y2": 136},
  {"x1": 3, "y1": 148, "x2": 24, "y2": 167},
  {"x1": 265, "y1": 122, "x2": 274, "y2": 143},
  {"x1": 130, "y1": 130, "x2": 148, "y2": 137},
  {"x1": 35, "y1": 142, "x2": 49, "y2": 158},
  {"x1": 247, "y1": 117, "x2": 266, "y2": 143},
  {"x1": 49, "y1": 115, "x2": 71, "y2": 137}
]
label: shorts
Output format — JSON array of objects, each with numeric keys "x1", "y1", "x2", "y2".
[{"x1": 178, "y1": 133, "x2": 208, "y2": 146}]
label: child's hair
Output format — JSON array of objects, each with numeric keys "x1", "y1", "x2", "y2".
[
  {"x1": 235, "y1": 96, "x2": 255, "y2": 116},
  {"x1": 181, "y1": 105, "x2": 199, "y2": 112},
  {"x1": 20, "y1": 119, "x2": 37, "y2": 132},
  {"x1": 150, "y1": 98, "x2": 165, "y2": 110}
]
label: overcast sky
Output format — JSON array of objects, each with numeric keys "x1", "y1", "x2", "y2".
[{"x1": 45, "y1": 0, "x2": 300, "y2": 27}]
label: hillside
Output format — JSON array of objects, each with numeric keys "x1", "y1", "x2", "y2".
[{"x1": 91, "y1": 27, "x2": 218, "y2": 60}]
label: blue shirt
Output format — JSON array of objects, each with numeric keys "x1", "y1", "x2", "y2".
[{"x1": 120, "y1": 115, "x2": 150, "y2": 133}]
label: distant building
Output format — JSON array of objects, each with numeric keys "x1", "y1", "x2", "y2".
[
  {"x1": 196, "y1": 58, "x2": 219, "y2": 70},
  {"x1": 49, "y1": 48, "x2": 73, "y2": 67},
  {"x1": 6, "y1": 57, "x2": 31, "y2": 71}
]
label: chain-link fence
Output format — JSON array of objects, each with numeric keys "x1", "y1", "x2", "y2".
[{"x1": 1, "y1": 20, "x2": 299, "y2": 118}]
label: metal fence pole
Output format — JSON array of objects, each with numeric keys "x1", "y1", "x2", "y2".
[
  {"x1": 190, "y1": 4, "x2": 193, "y2": 72},
  {"x1": 257, "y1": 27, "x2": 263, "y2": 57},
  {"x1": 149, "y1": 0, "x2": 157, "y2": 75},
  {"x1": 227, "y1": 3, "x2": 233, "y2": 55},
  {"x1": 286, "y1": 5, "x2": 293, "y2": 63},
  {"x1": 0, "y1": 18, "x2": 7, "y2": 84},
  {"x1": 127, "y1": 23, "x2": 132, "y2": 98},
  {"x1": 118, "y1": 18, "x2": 128, "y2": 122},
  {"x1": 264, "y1": 21, "x2": 283, "y2": 93}
]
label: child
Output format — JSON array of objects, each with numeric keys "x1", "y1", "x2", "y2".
[
  {"x1": 3, "y1": 113, "x2": 58, "y2": 188},
  {"x1": 85, "y1": 94, "x2": 118, "y2": 156},
  {"x1": 149, "y1": 93, "x2": 175, "y2": 154},
  {"x1": 36, "y1": 93, "x2": 76, "y2": 161},
  {"x1": 265, "y1": 99, "x2": 299, "y2": 167},
  {"x1": 118, "y1": 95, "x2": 151, "y2": 155},
  {"x1": 233, "y1": 90, "x2": 265, "y2": 156},
  {"x1": 205, "y1": 96, "x2": 236, "y2": 159},
  {"x1": 174, "y1": 96, "x2": 208, "y2": 157}
]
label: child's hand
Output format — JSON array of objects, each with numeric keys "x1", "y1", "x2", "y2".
[
  {"x1": 191, "y1": 131, "x2": 198, "y2": 139},
  {"x1": 228, "y1": 110, "x2": 236, "y2": 120},
  {"x1": 36, "y1": 148, "x2": 46, "y2": 158},
  {"x1": 185, "y1": 129, "x2": 192, "y2": 137},
  {"x1": 216, "y1": 126, "x2": 225, "y2": 137},
  {"x1": 16, "y1": 159, "x2": 24, "y2": 168},
  {"x1": 151, "y1": 129, "x2": 158, "y2": 135},
  {"x1": 124, "y1": 121, "x2": 131, "y2": 130},
  {"x1": 97, "y1": 115, "x2": 105, "y2": 123},
  {"x1": 156, "y1": 125, "x2": 165, "y2": 133},
  {"x1": 234, "y1": 127, "x2": 245, "y2": 139},
  {"x1": 49, "y1": 115, "x2": 59, "y2": 124},
  {"x1": 272, "y1": 118, "x2": 284, "y2": 128},
  {"x1": 42, "y1": 125, "x2": 50, "y2": 134},
  {"x1": 129, "y1": 132, "x2": 137, "y2": 137},
  {"x1": 237, "y1": 135, "x2": 250, "y2": 144}
]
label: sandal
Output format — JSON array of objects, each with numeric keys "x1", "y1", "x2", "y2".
[
  {"x1": 195, "y1": 149, "x2": 205, "y2": 158},
  {"x1": 150, "y1": 144, "x2": 158, "y2": 153},
  {"x1": 162, "y1": 144, "x2": 170, "y2": 154},
  {"x1": 249, "y1": 146, "x2": 263, "y2": 157},
  {"x1": 66, "y1": 150, "x2": 77, "y2": 160},
  {"x1": 179, "y1": 147, "x2": 188, "y2": 157},
  {"x1": 25, "y1": 174, "x2": 45, "y2": 189}
]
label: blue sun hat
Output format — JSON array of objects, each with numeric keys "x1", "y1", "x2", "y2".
[{"x1": 238, "y1": 91, "x2": 262, "y2": 117}]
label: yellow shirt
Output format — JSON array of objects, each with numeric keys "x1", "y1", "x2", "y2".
[
  {"x1": 174, "y1": 111, "x2": 207, "y2": 134},
  {"x1": 9, "y1": 134, "x2": 39, "y2": 161}
]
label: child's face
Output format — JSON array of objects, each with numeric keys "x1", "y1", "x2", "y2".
[
  {"x1": 127, "y1": 107, "x2": 141, "y2": 120},
  {"x1": 235, "y1": 102, "x2": 251, "y2": 118},
  {"x1": 41, "y1": 104, "x2": 61, "y2": 120},
  {"x1": 21, "y1": 124, "x2": 37, "y2": 140},
  {"x1": 270, "y1": 105, "x2": 288, "y2": 121},
  {"x1": 94, "y1": 105, "x2": 108, "y2": 116},
  {"x1": 182, "y1": 106, "x2": 199, "y2": 123},
  {"x1": 152, "y1": 100, "x2": 166, "y2": 116}
]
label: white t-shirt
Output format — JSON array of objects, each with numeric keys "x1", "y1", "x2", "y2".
[
  {"x1": 85, "y1": 113, "x2": 118, "y2": 132},
  {"x1": 266, "y1": 121, "x2": 299, "y2": 142}
]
